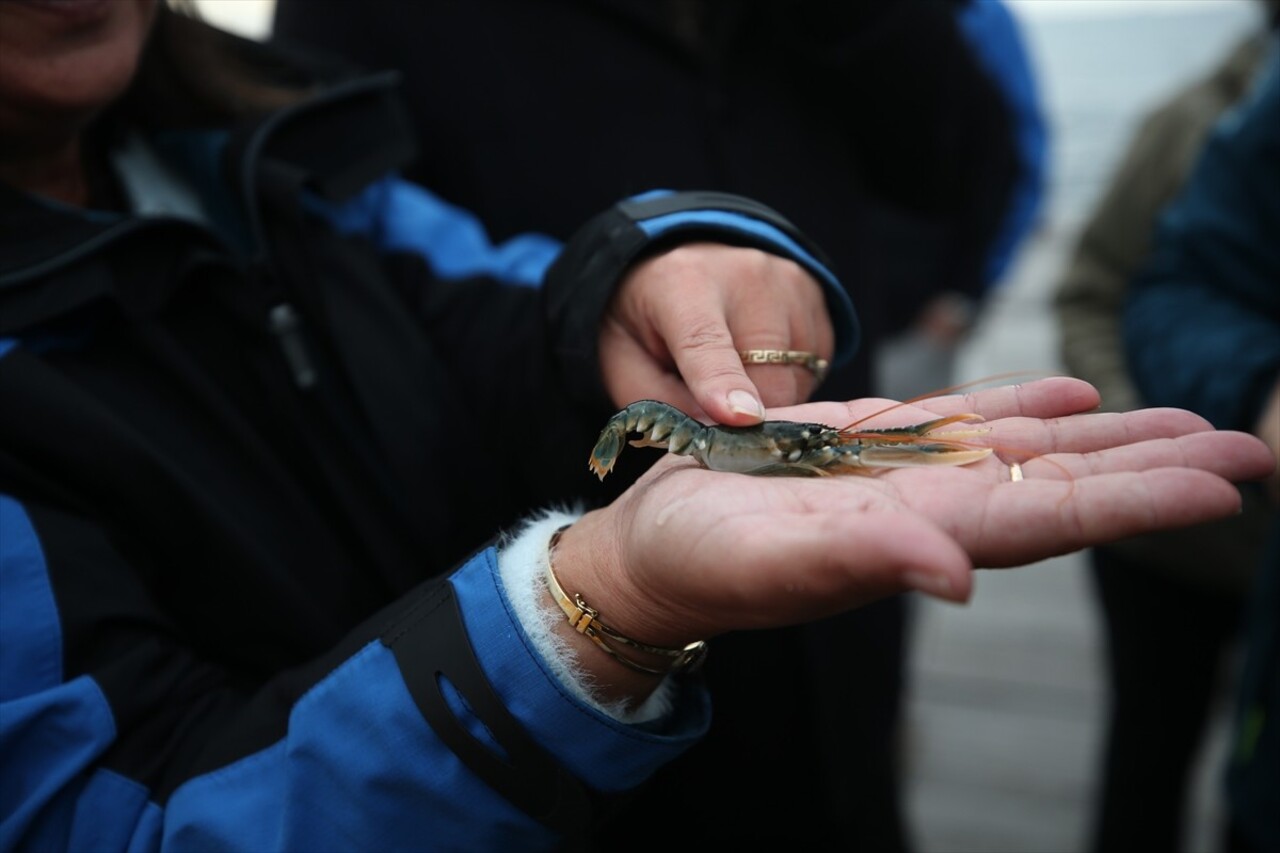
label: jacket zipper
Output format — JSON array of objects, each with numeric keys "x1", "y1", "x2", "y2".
[{"x1": 235, "y1": 73, "x2": 401, "y2": 392}]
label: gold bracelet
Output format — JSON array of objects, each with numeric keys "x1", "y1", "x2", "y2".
[{"x1": 545, "y1": 526, "x2": 708, "y2": 676}]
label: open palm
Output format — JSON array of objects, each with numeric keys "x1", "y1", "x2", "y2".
[{"x1": 575, "y1": 378, "x2": 1273, "y2": 646}]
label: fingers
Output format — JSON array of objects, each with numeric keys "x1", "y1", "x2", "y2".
[
  {"x1": 963, "y1": 468, "x2": 1245, "y2": 568},
  {"x1": 765, "y1": 378, "x2": 1104, "y2": 434},
  {"x1": 741, "y1": 357, "x2": 812, "y2": 414},
  {"x1": 652, "y1": 506, "x2": 977, "y2": 639},
  {"x1": 663, "y1": 258, "x2": 831, "y2": 424},
  {"x1": 980, "y1": 407, "x2": 1244, "y2": 461},
  {"x1": 911, "y1": 425, "x2": 1272, "y2": 567},
  {"x1": 1015, "y1": 428, "x2": 1277, "y2": 484},
  {"x1": 600, "y1": 313, "x2": 781, "y2": 425},
  {"x1": 609, "y1": 243, "x2": 832, "y2": 427},
  {"x1": 738, "y1": 279, "x2": 836, "y2": 409},
  {"x1": 919, "y1": 376, "x2": 1102, "y2": 422},
  {"x1": 730, "y1": 510, "x2": 975, "y2": 609},
  {"x1": 663, "y1": 308, "x2": 772, "y2": 424},
  {"x1": 598, "y1": 316, "x2": 708, "y2": 420}
]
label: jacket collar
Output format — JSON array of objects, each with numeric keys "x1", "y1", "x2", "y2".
[{"x1": 0, "y1": 71, "x2": 414, "y2": 334}]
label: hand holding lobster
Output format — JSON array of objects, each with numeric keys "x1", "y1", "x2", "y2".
[
  {"x1": 547, "y1": 377, "x2": 1276, "y2": 705},
  {"x1": 601, "y1": 242, "x2": 834, "y2": 425}
]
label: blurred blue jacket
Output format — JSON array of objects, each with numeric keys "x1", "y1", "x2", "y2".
[{"x1": 956, "y1": 0, "x2": 1049, "y2": 288}]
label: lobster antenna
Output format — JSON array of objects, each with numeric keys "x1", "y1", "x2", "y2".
[{"x1": 842, "y1": 369, "x2": 1056, "y2": 431}]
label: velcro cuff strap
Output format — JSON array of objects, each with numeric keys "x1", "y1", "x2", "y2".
[{"x1": 383, "y1": 581, "x2": 591, "y2": 846}]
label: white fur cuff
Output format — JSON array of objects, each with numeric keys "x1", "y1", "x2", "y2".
[{"x1": 497, "y1": 508, "x2": 677, "y2": 724}]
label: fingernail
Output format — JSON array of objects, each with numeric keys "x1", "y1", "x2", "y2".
[
  {"x1": 903, "y1": 571, "x2": 954, "y2": 599},
  {"x1": 728, "y1": 390, "x2": 765, "y2": 419}
]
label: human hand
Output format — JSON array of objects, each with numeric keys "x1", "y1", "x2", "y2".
[
  {"x1": 600, "y1": 242, "x2": 833, "y2": 426},
  {"x1": 550, "y1": 378, "x2": 1274, "y2": 699}
]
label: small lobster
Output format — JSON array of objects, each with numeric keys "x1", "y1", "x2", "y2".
[{"x1": 588, "y1": 399, "x2": 993, "y2": 480}]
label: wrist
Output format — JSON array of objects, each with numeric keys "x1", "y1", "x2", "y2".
[
  {"x1": 496, "y1": 510, "x2": 679, "y2": 718},
  {"x1": 547, "y1": 525, "x2": 707, "y2": 677},
  {"x1": 547, "y1": 511, "x2": 708, "y2": 701},
  {"x1": 550, "y1": 509, "x2": 697, "y2": 649}
]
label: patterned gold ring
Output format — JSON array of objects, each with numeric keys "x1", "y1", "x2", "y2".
[{"x1": 739, "y1": 349, "x2": 830, "y2": 383}]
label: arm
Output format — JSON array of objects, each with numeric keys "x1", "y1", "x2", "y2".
[
  {"x1": 1124, "y1": 50, "x2": 1280, "y2": 434},
  {"x1": 4, "y1": 378, "x2": 1271, "y2": 850},
  {"x1": 0, "y1": 496, "x2": 705, "y2": 851},
  {"x1": 1056, "y1": 102, "x2": 1218, "y2": 413},
  {"x1": 1055, "y1": 32, "x2": 1269, "y2": 414},
  {"x1": 316, "y1": 180, "x2": 857, "y2": 427}
]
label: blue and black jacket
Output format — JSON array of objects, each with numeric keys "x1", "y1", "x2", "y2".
[{"x1": 0, "y1": 17, "x2": 855, "y2": 851}]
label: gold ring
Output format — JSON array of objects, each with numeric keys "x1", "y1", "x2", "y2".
[
  {"x1": 1008, "y1": 462, "x2": 1024, "y2": 483},
  {"x1": 740, "y1": 349, "x2": 830, "y2": 383}
]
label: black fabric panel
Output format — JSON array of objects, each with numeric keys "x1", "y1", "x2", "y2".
[{"x1": 385, "y1": 579, "x2": 593, "y2": 844}]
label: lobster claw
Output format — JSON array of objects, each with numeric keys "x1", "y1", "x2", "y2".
[{"x1": 854, "y1": 442, "x2": 993, "y2": 469}]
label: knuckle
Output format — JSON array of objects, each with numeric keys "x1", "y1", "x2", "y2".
[{"x1": 676, "y1": 318, "x2": 734, "y2": 354}]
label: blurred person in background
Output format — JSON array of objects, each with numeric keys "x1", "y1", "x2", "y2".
[
  {"x1": 1053, "y1": 6, "x2": 1278, "y2": 850},
  {"x1": 271, "y1": 1, "x2": 1045, "y2": 848},
  {"x1": 1123, "y1": 28, "x2": 1280, "y2": 853}
]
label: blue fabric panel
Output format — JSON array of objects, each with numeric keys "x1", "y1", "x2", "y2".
[
  {"x1": 126, "y1": 801, "x2": 163, "y2": 853},
  {"x1": 0, "y1": 339, "x2": 15, "y2": 359},
  {"x1": 1, "y1": 677, "x2": 117, "y2": 849},
  {"x1": 64, "y1": 769, "x2": 161, "y2": 852},
  {"x1": 956, "y1": 0, "x2": 1048, "y2": 286},
  {"x1": 306, "y1": 177, "x2": 561, "y2": 286},
  {"x1": 451, "y1": 548, "x2": 709, "y2": 792},
  {"x1": 163, "y1": 639, "x2": 558, "y2": 851},
  {"x1": 634, "y1": 210, "x2": 860, "y2": 365},
  {"x1": 1, "y1": 497, "x2": 131, "y2": 849},
  {"x1": 163, "y1": 548, "x2": 704, "y2": 848},
  {"x1": 0, "y1": 497, "x2": 62, "y2": 698}
]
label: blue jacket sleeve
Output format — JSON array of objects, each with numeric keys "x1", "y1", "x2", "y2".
[
  {"x1": 1, "y1": 496, "x2": 709, "y2": 851},
  {"x1": 308, "y1": 179, "x2": 859, "y2": 344},
  {"x1": 304, "y1": 177, "x2": 562, "y2": 288},
  {"x1": 1124, "y1": 45, "x2": 1280, "y2": 431},
  {"x1": 311, "y1": 181, "x2": 859, "y2": 368}
]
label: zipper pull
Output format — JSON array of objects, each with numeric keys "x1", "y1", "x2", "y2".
[{"x1": 268, "y1": 303, "x2": 318, "y2": 389}]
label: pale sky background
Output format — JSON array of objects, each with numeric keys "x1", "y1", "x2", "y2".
[
  {"x1": 194, "y1": 0, "x2": 1264, "y2": 40},
  {"x1": 194, "y1": 0, "x2": 273, "y2": 38},
  {"x1": 1007, "y1": 0, "x2": 1254, "y2": 16}
]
